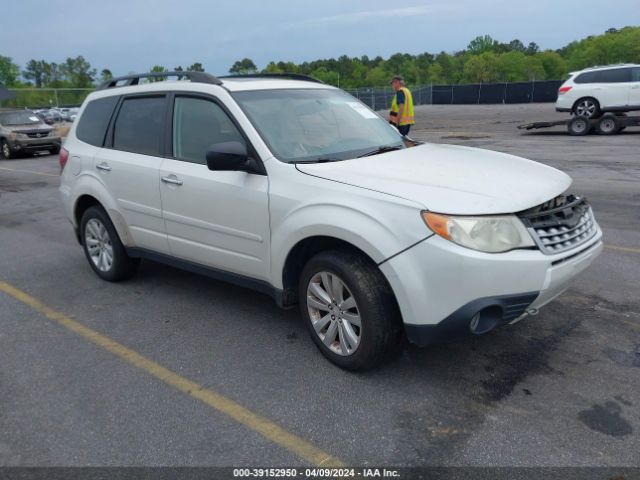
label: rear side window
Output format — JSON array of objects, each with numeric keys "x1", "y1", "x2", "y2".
[
  {"x1": 76, "y1": 96, "x2": 119, "y2": 146},
  {"x1": 632, "y1": 68, "x2": 640, "y2": 82},
  {"x1": 574, "y1": 71, "x2": 599, "y2": 84},
  {"x1": 598, "y1": 68, "x2": 631, "y2": 83},
  {"x1": 575, "y1": 68, "x2": 631, "y2": 84},
  {"x1": 113, "y1": 96, "x2": 165, "y2": 156}
]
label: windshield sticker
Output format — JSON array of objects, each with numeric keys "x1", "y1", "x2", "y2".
[
  {"x1": 29, "y1": 116, "x2": 39, "y2": 122},
  {"x1": 347, "y1": 102, "x2": 378, "y2": 119}
]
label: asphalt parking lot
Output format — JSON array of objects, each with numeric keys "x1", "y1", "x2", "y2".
[{"x1": 0, "y1": 103, "x2": 638, "y2": 468}]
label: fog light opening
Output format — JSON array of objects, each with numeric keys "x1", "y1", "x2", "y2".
[{"x1": 469, "y1": 306, "x2": 502, "y2": 335}]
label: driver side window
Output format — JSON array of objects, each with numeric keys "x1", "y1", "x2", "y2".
[{"x1": 172, "y1": 96, "x2": 244, "y2": 164}]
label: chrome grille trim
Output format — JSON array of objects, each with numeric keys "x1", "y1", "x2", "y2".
[{"x1": 518, "y1": 195, "x2": 598, "y2": 255}]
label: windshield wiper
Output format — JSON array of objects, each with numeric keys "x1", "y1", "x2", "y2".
[
  {"x1": 357, "y1": 145, "x2": 403, "y2": 158},
  {"x1": 291, "y1": 158, "x2": 343, "y2": 164}
]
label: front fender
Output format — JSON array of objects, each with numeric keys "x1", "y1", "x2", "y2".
[{"x1": 270, "y1": 201, "x2": 431, "y2": 289}]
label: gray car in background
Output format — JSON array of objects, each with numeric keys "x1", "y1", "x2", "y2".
[{"x1": 0, "y1": 109, "x2": 62, "y2": 159}]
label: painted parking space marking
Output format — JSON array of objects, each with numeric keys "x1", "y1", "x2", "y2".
[
  {"x1": 0, "y1": 166, "x2": 59, "y2": 177},
  {"x1": 604, "y1": 245, "x2": 640, "y2": 255},
  {"x1": 0, "y1": 281, "x2": 345, "y2": 467}
]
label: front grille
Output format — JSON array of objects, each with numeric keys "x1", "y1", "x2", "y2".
[
  {"x1": 16, "y1": 130, "x2": 51, "y2": 138},
  {"x1": 518, "y1": 194, "x2": 597, "y2": 255},
  {"x1": 26, "y1": 131, "x2": 50, "y2": 139}
]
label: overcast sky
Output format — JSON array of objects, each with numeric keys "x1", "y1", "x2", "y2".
[{"x1": 3, "y1": 0, "x2": 639, "y2": 75}]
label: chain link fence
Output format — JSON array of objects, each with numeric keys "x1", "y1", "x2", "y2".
[
  {"x1": 2, "y1": 81, "x2": 562, "y2": 111},
  {"x1": 344, "y1": 80, "x2": 562, "y2": 110},
  {"x1": 1, "y1": 88, "x2": 93, "y2": 109}
]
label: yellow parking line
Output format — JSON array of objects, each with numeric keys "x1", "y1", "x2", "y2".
[
  {"x1": 0, "y1": 166, "x2": 58, "y2": 177},
  {"x1": 0, "y1": 281, "x2": 344, "y2": 467},
  {"x1": 605, "y1": 245, "x2": 640, "y2": 254}
]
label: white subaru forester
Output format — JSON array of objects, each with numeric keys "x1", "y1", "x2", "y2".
[{"x1": 59, "y1": 72, "x2": 603, "y2": 370}]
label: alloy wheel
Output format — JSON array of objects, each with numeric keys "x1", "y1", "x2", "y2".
[
  {"x1": 575, "y1": 100, "x2": 597, "y2": 118},
  {"x1": 84, "y1": 218, "x2": 114, "y2": 272},
  {"x1": 306, "y1": 271, "x2": 361, "y2": 356}
]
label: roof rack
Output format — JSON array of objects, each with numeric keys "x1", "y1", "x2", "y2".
[
  {"x1": 96, "y1": 71, "x2": 223, "y2": 90},
  {"x1": 219, "y1": 73, "x2": 324, "y2": 84},
  {"x1": 583, "y1": 63, "x2": 637, "y2": 70}
]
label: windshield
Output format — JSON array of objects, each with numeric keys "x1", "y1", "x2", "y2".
[
  {"x1": 232, "y1": 88, "x2": 404, "y2": 162},
  {"x1": 0, "y1": 111, "x2": 42, "y2": 126}
]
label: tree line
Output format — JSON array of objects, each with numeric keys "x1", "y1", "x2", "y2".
[{"x1": 1, "y1": 27, "x2": 638, "y2": 90}]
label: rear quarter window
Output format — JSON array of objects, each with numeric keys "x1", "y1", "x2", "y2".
[{"x1": 76, "y1": 96, "x2": 119, "y2": 146}]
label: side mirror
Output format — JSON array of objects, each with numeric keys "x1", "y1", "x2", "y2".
[{"x1": 206, "y1": 141, "x2": 251, "y2": 172}]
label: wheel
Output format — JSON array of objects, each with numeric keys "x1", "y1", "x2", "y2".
[
  {"x1": 298, "y1": 249, "x2": 401, "y2": 370},
  {"x1": 568, "y1": 117, "x2": 591, "y2": 136},
  {"x1": 1, "y1": 140, "x2": 12, "y2": 159},
  {"x1": 49, "y1": 145, "x2": 61, "y2": 155},
  {"x1": 573, "y1": 98, "x2": 601, "y2": 119},
  {"x1": 597, "y1": 114, "x2": 620, "y2": 135},
  {"x1": 80, "y1": 206, "x2": 140, "y2": 281}
]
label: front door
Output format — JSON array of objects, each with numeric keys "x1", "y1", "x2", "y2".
[{"x1": 159, "y1": 95, "x2": 270, "y2": 281}]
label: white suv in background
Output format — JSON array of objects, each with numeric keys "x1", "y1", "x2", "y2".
[
  {"x1": 60, "y1": 72, "x2": 603, "y2": 370},
  {"x1": 556, "y1": 64, "x2": 640, "y2": 118}
]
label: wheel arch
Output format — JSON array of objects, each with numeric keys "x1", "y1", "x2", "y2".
[{"x1": 280, "y1": 235, "x2": 400, "y2": 311}]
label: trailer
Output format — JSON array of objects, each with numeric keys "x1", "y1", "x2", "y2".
[{"x1": 518, "y1": 113, "x2": 640, "y2": 136}]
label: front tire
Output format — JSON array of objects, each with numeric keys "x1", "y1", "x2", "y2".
[
  {"x1": 1, "y1": 140, "x2": 12, "y2": 159},
  {"x1": 299, "y1": 249, "x2": 401, "y2": 370},
  {"x1": 80, "y1": 206, "x2": 140, "y2": 281},
  {"x1": 49, "y1": 145, "x2": 61, "y2": 155}
]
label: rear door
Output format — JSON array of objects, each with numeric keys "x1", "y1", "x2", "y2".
[
  {"x1": 595, "y1": 68, "x2": 633, "y2": 108},
  {"x1": 159, "y1": 94, "x2": 270, "y2": 281},
  {"x1": 95, "y1": 94, "x2": 170, "y2": 254},
  {"x1": 630, "y1": 67, "x2": 640, "y2": 107}
]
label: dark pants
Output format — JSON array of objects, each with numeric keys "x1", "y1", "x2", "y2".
[{"x1": 398, "y1": 124, "x2": 411, "y2": 136}]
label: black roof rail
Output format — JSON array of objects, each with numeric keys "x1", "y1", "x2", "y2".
[
  {"x1": 219, "y1": 73, "x2": 324, "y2": 84},
  {"x1": 96, "y1": 71, "x2": 223, "y2": 90}
]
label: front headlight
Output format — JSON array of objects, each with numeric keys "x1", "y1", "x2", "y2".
[
  {"x1": 422, "y1": 212, "x2": 535, "y2": 253},
  {"x1": 16, "y1": 132, "x2": 29, "y2": 139}
]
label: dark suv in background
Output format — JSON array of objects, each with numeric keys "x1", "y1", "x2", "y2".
[{"x1": 0, "y1": 109, "x2": 62, "y2": 159}]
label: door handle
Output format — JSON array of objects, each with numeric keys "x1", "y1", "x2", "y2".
[
  {"x1": 632, "y1": 86, "x2": 640, "y2": 89},
  {"x1": 96, "y1": 163, "x2": 111, "y2": 172},
  {"x1": 161, "y1": 175, "x2": 183, "y2": 186}
]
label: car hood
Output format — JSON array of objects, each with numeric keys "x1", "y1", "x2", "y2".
[
  {"x1": 5, "y1": 123, "x2": 52, "y2": 133},
  {"x1": 295, "y1": 143, "x2": 572, "y2": 215}
]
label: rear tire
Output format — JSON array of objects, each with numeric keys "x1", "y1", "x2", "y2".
[
  {"x1": 573, "y1": 97, "x2": 601, "y2": 119},
  {"x1": 597, "y1": 114, "x2": 620, "y2": 135},
  {"x1": 568, "y1": 117, "x2": 591, "y2": 136},
  {"x1": 1, "y1": 140, "x2": 12, "y2": 159},
  {"x1": 298, "y1": 249, "x2": 401, "y2": 370},
  {"x1": 80, "y1": 206, "x2": 140, "y2": 282}
]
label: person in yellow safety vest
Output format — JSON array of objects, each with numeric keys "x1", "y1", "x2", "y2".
[{"x1": 388, "y1": 75, "x2": 415, "y2": 136}]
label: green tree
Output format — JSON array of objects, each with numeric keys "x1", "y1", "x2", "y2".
[
  {"x1": 100, "y1": 69, "x2": 113, "y2": 81},
  {"x1": 537, "y1": 51, "x2": 566, "y2": 79},
  {"x1": 364, "y1": 64, "x2": 389, "y2": 87},
  {"x1": 463, "y1": 52, "x2": 500, "y2": 83},
  {"x1": 467, "y1": 35, "x2": 499, "y2": 54},
  {"x1": 229, "y1": 58, "x2": 257, "y2": 74},
  {"x1": 148, "y1": 65, "x2": 167, "y2": 82},
  {"x1": 498, "y1": 51, "x2": 528, "y2": 81},
  {"x1": 0, "y1": 55, "x2": 20, "y2": 87},
  {"x1": 60, "y1": 56, "x2": 96, "y2": 87},
  {"x1": 310, "y1": 67, "x2": 339, "y2": 86},
  {"x1": 187, "y1": 62, "x2": 204, "y2": 72},
  {"x1": 23, "y1": 60, "x2": 47, "y2": 87}
]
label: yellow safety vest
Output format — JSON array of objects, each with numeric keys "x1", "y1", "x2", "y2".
[{"x1": 390, "y1": 87, "x2": 415, "y2": 126}]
